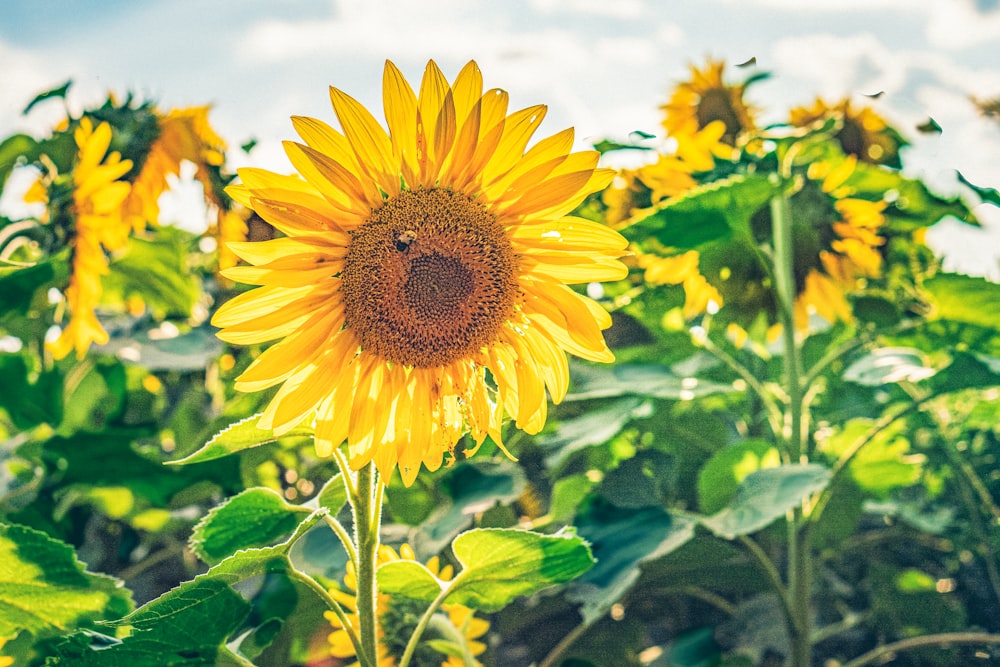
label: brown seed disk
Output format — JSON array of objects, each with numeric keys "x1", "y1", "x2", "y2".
[{"x1": 341, "y1": 188, "x2": 519, "y2": 368}]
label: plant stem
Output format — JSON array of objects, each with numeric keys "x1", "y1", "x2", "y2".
[
  {"x1": 738, "y1": 535, "x2": 801, "y2": 639},
  {"x1": 770, "y1": 180, "x2": 812, "y2": 667},
  {"x1": 700, "y1": 334, "x2": 784, "y2": 438},
  {"x1": 288, "y1": 567, "x2": 364, "y2": 660},
  {"x1": 353, "y1": 462, "x2": 382, "y2": 667},
  {"x1": 839, "y1": 632, "x2": 1000, "y2": 667},
  {"x1": 399, "y1": 575, "x2": 462, "y2": 667}
]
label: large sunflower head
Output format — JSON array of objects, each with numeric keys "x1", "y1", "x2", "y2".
[
  {"x1": 213, "y1": 60, "x2": 628, "y2": 485},
  {"x1": 325, "y1": 544, "x2": 489, "y2": 667},
  {"x1": 789, "y1": 97, "x2": 907, "y2": 168},
  {"x1": 660, "y1": 58, "x2": 757, "y2": 146}
]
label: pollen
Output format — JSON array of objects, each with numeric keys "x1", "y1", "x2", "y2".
[{"x1": 341, "y1": 188, "x2": 519, "y2": 368}]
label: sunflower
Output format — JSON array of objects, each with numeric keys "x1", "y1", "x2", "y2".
[
  {"x1": 325, "y1": 544, "x2": 489, "y2": 667},
  {"x1": 789, "y1": 97, "x2": 906, "y2": 168},
  {"x1": 48, "y1": 118, "x2": 133, "y2": 360},
  {"x1": 661, "y1": 58, "x2": 757, "y2": 147},
  {"x1": 213, "y1": 60, "x2": 627, "y2": 485}
]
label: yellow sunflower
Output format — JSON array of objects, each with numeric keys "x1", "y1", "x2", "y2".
[
  {"x1": 661, "y1": 58, "x2": 757, "y2": 147},
  {"x1": 213, "y1": 60, "x2": 627, "y2": 485},
  {"x1": 48, "y1": 118, "x2": 133, "y2": 360},
  {"x1": 326, "y1": 544, "x2": 489, "y2": 667},
  {"x1": 789, "y1": 97, "x2": 905, "y2": 167}
]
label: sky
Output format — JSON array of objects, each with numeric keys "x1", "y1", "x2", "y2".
[{"x1": 1, "y1": 0, "x2": 999, "y2": 277}]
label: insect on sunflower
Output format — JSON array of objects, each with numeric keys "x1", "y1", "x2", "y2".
[{"x1": 213, "y1": 60, "x2": 628, "y2": 485}]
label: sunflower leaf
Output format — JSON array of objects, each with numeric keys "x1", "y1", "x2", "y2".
[
  {"x1": 377, "y1": 560, "x2": 443, "y2": 603},
  {"x1": 189, "y1": 487, "x2": 313, "y2": 566},
  {"x1": 700, "y1": 463, "x2": 831, "y2": 539},
  {"x1": 441, "y1": 528, "x2": 594, "y2": 613},
  {"x1": 167, "y1": 414, "x2": 314, "y2": 465},
  {"x1": 925, "y1": 273, "x2": 1000, "y2": 331},
  {"x1": 0, "y1": 522, "x2": 133, "y2": 639},
  {"x1": 623, "y1": 174, "x2": 779, "y2": 250}
]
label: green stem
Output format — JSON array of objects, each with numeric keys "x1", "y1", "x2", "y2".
[
  {"x1": 770, "y1": 179, "x2": 812, "y2": 667},
  {"x1": 738, "y1": 535, "x2": 801, "y2": 639},
  {"x1": 287, "y1": 567, "x2": 364, "y2": 661},
  {"x1": 353, "y1": 462, "x2": 382, "y2": 667},
  {"x1": 700, "y1": 334, "x2": 784, "y2": 438},
  {"x1": 840, "y1": 632, "x2": 1000, "y2": 667},
  {"x1": 399, "y1": 574, "x2": 463, "y2": 667}
]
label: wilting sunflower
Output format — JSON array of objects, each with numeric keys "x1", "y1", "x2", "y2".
[
  {"x1": 48, "y1": 118, "x2": 133, "y2": 360},
  {"x1": 661, "y1": 58, "x2": 757, "y2": 147},
  {"x1": 789, "y1": 97, "x2": 906, "y2": 168},
  {"x1": 213, "y1": 60, "x2": 627, "y2": 485},
  {"x1": 325, "y1": 544, "x2": 489, "y2": 667}
]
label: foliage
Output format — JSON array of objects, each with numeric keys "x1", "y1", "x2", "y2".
[{"x1": 1, "y1": 61, "x2": 999, "y2": 667}]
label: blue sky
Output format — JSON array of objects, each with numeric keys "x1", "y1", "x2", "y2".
[{"x1": 2, "y1": 0, "x2": 999, "y2": 276}]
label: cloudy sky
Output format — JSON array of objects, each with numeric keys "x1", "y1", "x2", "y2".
[{"x1": 2, "y1": 0, "x2": 999, "y2": 275}]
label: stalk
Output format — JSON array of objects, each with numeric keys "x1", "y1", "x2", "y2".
[
  {"x1": 352, "y1": 462, "x2": 382, "y2": 667},
  {"x1": 770, "y1": 179, "x2": 812, "y2": 667}
]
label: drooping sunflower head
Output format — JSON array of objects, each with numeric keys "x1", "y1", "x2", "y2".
[
  {"x1": 789, "y1": 97, "x2": 907, "y2": 168},
  {"x1": 325, "y1": 544, "x2": 489, "y2": 667},
  {"x1": 660, "y1": 58, "x2": 757, "y2": 146},
  {"x1": 214, "y1": 60, "x2": 628, "y2": 485}
]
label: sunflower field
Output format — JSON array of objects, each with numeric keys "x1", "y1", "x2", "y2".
[{"x1": 1, "y1": 58, "x2": 1000, "y2": 667}]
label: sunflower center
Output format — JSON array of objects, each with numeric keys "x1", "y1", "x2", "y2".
[{"x1": 341, "y1": 188, "x2": 519, "y2": 368}]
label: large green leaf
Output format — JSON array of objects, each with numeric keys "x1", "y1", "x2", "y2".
[
  {"x1": 624, "y1": 174, "x2": 778, "y2": 250},
  {"x1": 925, "y1": 273, "x2": 1000, "y2": 330},
  {"x1": 379, "y1": 528, "x2": 595, "y2": 613},
  {"x1": 167, "y1": 414, "x2": 314, "y2": 466},
  {"x1": 48, "y1": 513, "x2": 326, "y2": 665},
  {"x1": 568, "y1": 500, "x2": 696, "y2": 623},
  {"x1": 106, "y1": 326, "x2": 223, "y2": 372},
  {"x1": 102, "y1": 228, "x2": 200, "y2": 319},
  {"x1": 0, "y1": 259, "x2": 60, "y2": 315},
  {"x1": 0, "y1": 133, "x2": 40, "y2": 190},
  {"x1": 842, "y1": 347, "x2": 936, "y2": 386},
  {"x1": 539, "y1": 397, "x2": 649, "y2": 469},
  {"x1": 0, "y1": 353, "x2": 63, "y2": 429},
  {"x1": 700, "y1": 464, "x2": 830, "y2": 539},
  {"x1": 190, "y1": 487, "x2": 313, "y2": 566},
  {"x1": 0, "y1": 522, "x2": 132, "y2": 638},
  {"x1": 847, "y1": 165, "x2": 976, "y2": 228}
]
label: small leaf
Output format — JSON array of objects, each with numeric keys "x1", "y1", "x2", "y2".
[
  {"x1": 0, "y1": 522, "x2": 132, "y2": 638},
  {"x1": 0, "y1": 134, "x2": 40, "y2": 190},
  {"x1": 314, "y1": 473, "x2": 347, "y2": 516},
  {"x1": 190, "y1": 487, "x2": 312, "y2": 566},
  {"x1": 700, "y1": 464, "x2": 831, "y2": 539},
  {"x1": 167, "y1": 414, "x2": 314, "y2": 465},
  {"x1": 916, "y1": 117, "x2": 943, "y2": 135},
  {"x1": 540, "y1": 397, "x2": 649, "y2": 469},
  {"x1": 843, "y1": 347, "x2": 936, "y2": 386},
  {"x1": 23, "y1": 81, "x2": 72, "y2": 114},
  {"x1": 697, "y1": 440, "x2": 781, "y2": 514},
  {"x1": 566, "y1": 362, "x2": 733, "y2": 401},
  {"x1": 956, "y1": 170, "x2": 1000, "y2": 207},
  {"x1": 377, "y1": 560, "x2": 444, "y2": 603}
]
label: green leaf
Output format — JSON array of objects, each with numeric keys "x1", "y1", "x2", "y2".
[
  {"x1": 108, "y1": 326, "x2": 223, "y2": 372},
  {"x1": 418, "y1": 528, "x2": 595, "y2": 612},
  {"x1": 668, "y1": 627, "x2": 721, "y2": 667},
  {"x1": 842, "y1": 347, "x2": 936, "y2": 386},
  {"x1": 167, "y1": 414, "x2": 314, "y2": 466},
  {"x1": 700, "y1": 464, "x2": 831, "y2": 539},
  {"x1": 23, "y1": 81, "x2": 72, "y2": 114},
  {"x1": 566, "y1": 362, "x2": 734, "y2": 401},
  {"x1": 930, "y1": 351, "x2": 1000, "y2": 395},
  {"x1": 0, "y1": 259, "x2": 58, "y2": 315},
  {"x1": 0, "y1": 134, "x2": 40, "y2": 191},
  {"x1": 539, "y1": 397, "x2": 649, "y2": 469},
  {"x1": 0, "y1": 522, "x2": 132, "y2": 638},
  {"x1": 0, "y1": 353, "x2": 63, "y2": 429},
  {"x1": 377, "y1": 560, "x2": 443, "y2": 603},
  {"x1": 697, "y1": 440, "x2": 781, "y2": 514},
  {"x1": 569, "y1": 501, "x2": 696, "y2": 623},
  {"x1": 624, "y1": 174, "x2": 779, "y2": 250},
  {"x1": 956, "y1": 170, "x2": 1000, "y2": 207},
  {"x1": 313, "y1": 473, "x2": 347, "y2": 516},
  {"x1": 102, "y1": 228, "x2": 200, "y2": 318},
  {"x1": 925, "y1": 273, "x2": 1000, "y2": 330},
  {"x1": 847, "y1": 165, "x2": 976, "y2": 227},
  {"x1": 190, "y1": 487, "x2": 312, "y2": 566},
  {"x1": 818, "y1": 419, "x2": 922, "y2": 496}
]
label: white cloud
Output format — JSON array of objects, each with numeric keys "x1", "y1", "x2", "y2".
[
  {"x1": 769, "y1": 33, "x2": 908, "y2": 99},
  {"x1": 529, "y1": 0, "x2": 647, "y2": 19}
]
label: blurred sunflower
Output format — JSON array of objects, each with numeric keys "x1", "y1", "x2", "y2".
[
  {"x1": 789, "y1": 97, "x2": 906, "y2": 168},
  {"x1": 47, "y1": 118, "x2": 133, "y2": 360},
  {"x1": 661, "y1": 58, "x2": 757, "y2": 147},
  {"x1": 123, "y1": 105, "x2": 228, "y2": 231},
  {"x1": 325, "y1": 544, "x2": 489, "y2": 667},
  {"x1": 213, "y1": 60, "x2": 627, "y2": 485}
]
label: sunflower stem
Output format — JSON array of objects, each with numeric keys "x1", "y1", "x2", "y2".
[
  {"x1": 399, "y1": 575, "x2": 464, "y2": 667},
  {"x1": 352, "y1": 462, "x2": 382, "y2": 667},
  {"x1": 770, "y1": 172, "x2": 812, "y2": 667}
]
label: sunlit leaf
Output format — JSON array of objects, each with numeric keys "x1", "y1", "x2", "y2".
[
  {"x1": 0, "y1": 522, "x2": 132, "y2": 638},
  {"x1": 107, "y1": 326, "x2": 223, "y2": 372},
  {"x1": 167, "y1": 414, "x2": 313, "y2": 466},
  {"x1": 925, "y1": 273, "x2": 1000, "y2": 330},
  {"x1": 697, "y1": 440, "x2": 781, "y2": 514},
  {"x1": 190, "y1": 487, "x2": 312, "y2": 566},
  {"x1": 539, "y1": 397, "x2": 648, "y2": 470},
  {"x1": 102, "y1": 228, "x2": 201, "y2": 319},
  {"x1": 624, "y1": 174, "x2": 779, "y2": 250},
  {"x1": 700, "y1": 464, "x2": 830, "y2": 539},
  {"x1": 380, "y1": 528, "x2": 594, "y2": 613},
  {"x1": 0, "y1": 133, "x2": 40, "y2": 190},
  {"x1": 566, "y1": 362, "x2": 733, "y2": 401}
]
